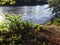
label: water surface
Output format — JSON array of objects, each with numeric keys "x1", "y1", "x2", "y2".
[{"x1": 0, "y1": 5, "x2": 52, "y2": 24}]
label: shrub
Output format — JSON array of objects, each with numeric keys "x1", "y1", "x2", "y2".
[{"x1": 0, "y1": 14, "x2": 49, "y2": 45}]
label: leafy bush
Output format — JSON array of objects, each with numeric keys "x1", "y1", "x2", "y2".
[{"x1": 0, "y1": 14, "x2": 49, "y2": 45}]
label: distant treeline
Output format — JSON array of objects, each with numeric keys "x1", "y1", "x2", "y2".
[{"x1": 0, "y1": 0, "x2": 48, "y2": 6}]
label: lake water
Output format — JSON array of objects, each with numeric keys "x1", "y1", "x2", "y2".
[{"x1": 0, "y1": 4, "x2": 53, "y2": 24}]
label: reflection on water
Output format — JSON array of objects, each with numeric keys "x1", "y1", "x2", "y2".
[{"x1": 0, "y1": 5, "x2": 52, "y2": 24}]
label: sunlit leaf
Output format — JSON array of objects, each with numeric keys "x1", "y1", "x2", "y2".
[{"x1": 10, "y1": 1, "x2": 16, "y2": 5}]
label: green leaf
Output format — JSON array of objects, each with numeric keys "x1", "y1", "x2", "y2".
[{"x1": 10, "y1": 1, "x2": 16, "y2": 5}]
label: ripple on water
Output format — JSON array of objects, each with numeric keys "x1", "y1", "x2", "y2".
[{"x1": 0, "y1": 5, "x2": 52, "y2": 24}]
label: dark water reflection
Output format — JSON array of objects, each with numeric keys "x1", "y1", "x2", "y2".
[{"x1": 0, "y1": 5, "x2": 52, "y2": 24}]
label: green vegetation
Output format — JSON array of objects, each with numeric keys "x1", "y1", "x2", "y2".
[
  {"x1": 48, "y1": 0, "x2": 60, "y2": 7},
  {"x1": 53, "y1": 18, "x2": 60, "y2": 26},
  {"x1": 0, "y1": 14, "x2": 48, "y2": 45},
  {"x1": 0, "y1": 0, "x2": 16, "y2": 5},
  {"x1": 48, "y1": 0, "x2": 60, "y2": 18},
  {"x1": 46, "y1": 18, "x2": 60, "y2": 26},
  {"x1": 0, "y1": 0, "x2": 60, "y2": 45},
  {"x1": 48, "y1": 0, "x2": 60, "y2": 26}
]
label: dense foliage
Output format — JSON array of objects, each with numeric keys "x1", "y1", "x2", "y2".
[
  {"x1": 0, "y1": 14, "x2": 49, "y2": 45},
  {"x1": 0, "y1": 0, "x2": 16, "y2": 5}
]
